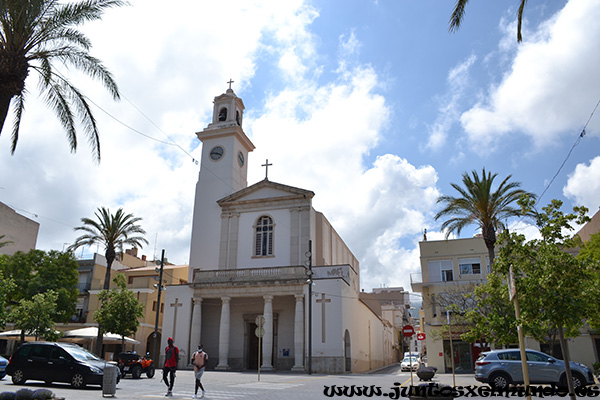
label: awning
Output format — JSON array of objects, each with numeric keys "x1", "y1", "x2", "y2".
[{"x1": 63, "y1": 327, "x2": 140, "y2": 344}]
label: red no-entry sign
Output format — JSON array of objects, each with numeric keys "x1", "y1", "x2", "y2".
[{"x1": 402, "y1": 325, "x2": 415, "y2": 337}]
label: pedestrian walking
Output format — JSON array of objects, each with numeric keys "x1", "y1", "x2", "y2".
[
  {"x1": 163, "y1": 337, "x2": 179, "y2": 396},
  {"x1": 191, "y1": 344, "x2": 208, "y2": 398}
]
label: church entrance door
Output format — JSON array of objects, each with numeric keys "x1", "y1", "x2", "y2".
[{"x1": 246, "y1": 322, "x2": 262, "y2": 370}]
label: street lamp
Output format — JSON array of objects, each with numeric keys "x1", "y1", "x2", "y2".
[
  {"x1": 152, "y1": 249, "x2": 165, "y2": 362},
  {"x1": 304, "y1": 240, "x2": 312, "y2": 375}
]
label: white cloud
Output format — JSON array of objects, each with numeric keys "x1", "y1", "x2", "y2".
[
  {"x1": 563, "y1": 156, "x2": 600, "y2": 212},
  {"x1": 460, "y1": 0, "x2": 600, "y2": 150},
  {"x1": 425, "y1": 55, "x2": 476, "y2": 152}
]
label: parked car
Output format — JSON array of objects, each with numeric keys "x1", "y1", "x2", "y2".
[
  {"x1": 475, "y1": 349, "x2": 595, "y2": 389},
  {"x1": 6, "y1": 342, "x2": 120, "y2": 388},
  {"x1": 0, "y1": 355, "x2": 7, "y2": 379},
  {"x1": 117, "y1": 352, "x2": 155, "y2": 379},
  {"x1": 401, "y1": 356, "x2": 420, "y2": 372}
]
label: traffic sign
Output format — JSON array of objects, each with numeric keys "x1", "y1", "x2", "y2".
[
  {"x1": 402, "y1": 325, "x2": 415, "y2": 337},
  {"x1": 255, "y1": 315, "x2": 265, "y2": 327},
  {"x1": 255, "y1": 327, "x2": 265, "y2": 338},
  {"x1": 417, "y1": 332, "x2": 426, "y2": 341}
]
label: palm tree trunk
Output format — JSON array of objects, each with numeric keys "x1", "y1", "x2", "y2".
[
  {"x1": 95, "y1": 248, "x2": 116, "y2": 357},
  {"x1": 482, "y1": 225, "x2": 497, "y2": 271}
]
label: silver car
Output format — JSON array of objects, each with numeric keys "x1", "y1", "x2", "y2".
[{"x1": 475, "y1": 349, "x2": 595, "y2": 389}]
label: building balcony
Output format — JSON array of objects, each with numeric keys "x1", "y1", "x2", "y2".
[
  {"x1": 77, "y1": 282, "x2": 91, "y2": 293},
  {"x1": 192, "y1": 265, "x2": 308, "y2": 288}
]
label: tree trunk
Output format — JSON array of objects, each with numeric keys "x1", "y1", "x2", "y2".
[
  {"x1": 95, "y1": 247, "x2": 116, "y2": 357},
  {"x1": 558, "y1": 325, "x2": 576, "y2": 400},
  {"x1": 482, "y1": 225, "x2": 497, "y2": 272}
]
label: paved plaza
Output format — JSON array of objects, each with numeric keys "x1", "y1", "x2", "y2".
[{"x1": 0, "y1": 365, "x2": 596, "y2": 400}]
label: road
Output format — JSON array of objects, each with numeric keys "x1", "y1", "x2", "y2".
[{"x1": 0, "y1": 365, "x2": 596, "y2": 400}]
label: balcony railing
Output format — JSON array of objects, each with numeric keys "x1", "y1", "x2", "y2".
[
  {"x1": 193, "y1": 266, "x2": 307, "y2": 287},
  {"x1": 77, "y1": 282, "x2": 91, "y2": 293}
]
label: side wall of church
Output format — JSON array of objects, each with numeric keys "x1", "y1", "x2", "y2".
[
  {"x1": 161, "y1": 284, "x2": 194, "y2": 369},
  {"x1": 314, "y1": 212, "x2": 359, "y2": 275}
]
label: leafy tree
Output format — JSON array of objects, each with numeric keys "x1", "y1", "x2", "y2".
[
  {"x1": 94, "y1": 273, "x2": 144, "y2": 348},
  {"x1": 449, "y1": 0, "x2": 528, "y2": 42},
  {"x1": 494, "y1": 200, "x2": 600, "y2": 400},
  {"x1": 0, "y1": 249, "x2": 78, "y2": 321},
  {"x1": 68, "y1": 206, "x2": 147, "y2": 354},
  {"x1": 10, "y1": 290, "x2": 61, "y2": 341},
  {"x1": 435, "y1": 168, "x2": 534, "y2": 269},
  {"x1": 577, "y1": 230, "x2": 600, "y2": 264},
  {"x1": 0, "y1": 0, "x2": 126, "y2": 161},
  {"x1": 0, "y1": 269, "x2": 15, "y2": 329}
]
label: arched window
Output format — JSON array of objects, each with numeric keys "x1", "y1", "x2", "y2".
[
  {"x1": 236, "y1": 111, "x2": 241, "y2": 125},
  {"x1": 254, "y1": 216, "x2": 274, "y2": 256},
  {"x1": 218, "y1": 107, "x2": 227, "y2": 121}
]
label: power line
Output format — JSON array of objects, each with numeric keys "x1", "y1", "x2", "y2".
[{"x1": 536, "y1": 97, "x2": 600, "y2": 206}]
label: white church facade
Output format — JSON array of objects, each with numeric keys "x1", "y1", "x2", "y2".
[{"x1": 161, "y1": 86, "x2": 395, "y2": 373}]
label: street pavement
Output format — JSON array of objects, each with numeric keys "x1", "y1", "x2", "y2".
[{"x1": 0, "y1": 364, "x2": 596, "y2": 400}]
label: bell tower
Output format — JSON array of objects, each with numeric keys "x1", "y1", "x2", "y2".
[{"x1": 188, "y1": 84, "x2": 255, "y2": 275}]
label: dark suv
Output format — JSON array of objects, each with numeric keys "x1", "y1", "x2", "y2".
[
  {"x1": 475, "y1": 349, "x2": 595, "y2": 389},
  {"x1": 6, "y1": 342, "x2": 120, "y2": 388}
]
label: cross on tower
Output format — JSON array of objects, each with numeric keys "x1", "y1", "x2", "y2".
[
  {"x1": 227, "y1": 79, "x2": 234, "y2": 90},
  {"x1": 170, "y1": 298, "x2": 183, "y2": 342},
  {"x1": 262, "y1": 159, "x2": 273, "y2": 179},
  {"x1": 316, "y1": 293, "x2": 331, "y2": 343}
]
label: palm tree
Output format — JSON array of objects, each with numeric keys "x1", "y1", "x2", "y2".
[
  {"x1": 0, "y1": 234, "x2": 13, "y2": 248},
  {"x1": 68, "y1": 206, "x2": 148, "y2": 355},
  {"x1": 434, "y1": 168, "x2": 534, "y2": 269},
  {"x1": 0, "y1": 0, "x2": 126, "y2": 161},
  {"x1": 449, "y1": 0, "x2": 528, "y2": 42}
]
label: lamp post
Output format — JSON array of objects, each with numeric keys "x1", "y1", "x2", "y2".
[
  {"x1": 152, "y1": 249, "x2": 165, "y2": 362},
  {"x1": 305, "y1": 240, "x2": 313, "y2": 375}
]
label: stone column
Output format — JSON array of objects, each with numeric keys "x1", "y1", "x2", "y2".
[
  {"x1": 261, "y1": 295, "x2": 274, "y2": 371},
  {"x1": 216, "y1": 296, "x2": 231, "y2": 370},
  {"x1": 189, "y1": 297, "x2": 203, "y2": 351},
  {"x1": 292, "y1": 294, "x2": 305, "y2": 371}
]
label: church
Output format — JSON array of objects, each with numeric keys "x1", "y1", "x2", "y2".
[{"x1": 161, "y1": 86, "x2": 395, "y2": 374}]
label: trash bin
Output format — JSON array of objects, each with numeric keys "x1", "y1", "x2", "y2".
[{"x1": 102, "y1": 362, "x2": 118, "y2": 397}]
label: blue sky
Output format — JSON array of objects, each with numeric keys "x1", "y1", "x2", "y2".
[{"x1": 1, "y1": 0, "x2": 598, "y2": 294}]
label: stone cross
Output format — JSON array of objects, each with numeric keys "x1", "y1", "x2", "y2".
[
  {"x1": 170, "y1": 298, "x2": 183, "y2": 342},
  {"x1": 316, "y1": 293, "x2": 331, "y2": 343},
  {"x1": 262, "y1": 159, "x2": 273, "y2": 179},
  {"x1": 227, "y1": 79, "x2": 234, "y2": 90}
]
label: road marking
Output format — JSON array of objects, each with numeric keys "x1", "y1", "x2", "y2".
[
  {"x1": 229, "y1": 382, "x2": 304, "y2": 390},
  {"x1": 143, "y1": 391, "x2": 252, "y2": 398}
]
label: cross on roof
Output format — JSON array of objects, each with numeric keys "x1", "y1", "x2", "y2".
[
  {"x1": 227, "y1": 79, "x2": 234, "y2": 90},
  {"x1": 262, "y1": 159, "x2": 272, "y2": 179}
]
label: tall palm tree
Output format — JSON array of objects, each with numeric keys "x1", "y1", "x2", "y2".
[
  {"x1": 0, "y1": 234, "x2": 13, "y2": 248},
  {"x1": 449, "y1": 0, "x2": 528, "y2": 43},
  {"x1": 434, "y1": 168, "x2": 534, "y2": 269},
  {"x1": 0, "y1": 0, "x2": 126, "y2": 161},
  {"x1": 68, "y1": 206, "x2": 148, "y2": 355}
]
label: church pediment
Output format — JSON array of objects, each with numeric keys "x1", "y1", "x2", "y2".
[{"x1": 217, "y1": 179, "x2": 314, "y2": 207}]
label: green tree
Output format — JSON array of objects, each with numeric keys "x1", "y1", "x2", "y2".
[
  {"x1": 0, "y1": 0, "x2": 126, "y2": 161},
  {"x1": 577, "y1": 230, "x2": 600, "y2": 264},
  {"x1": 68, "y1": 206, "x2": 147, "y2": 354},
  {"x1": 0, "y1": 249, "x2": 78, "y2": 321},
  {"x1": 449, "y1": 0, "x2": 528, "y2": 42},
  {"x1": 494, "y1": 200, "x2": 600, "y2": 399},
  {"x1": 10, "y1": 290, "x2": 61, "y2": 341},
  {"x1": 0, "y1": 269, "x2": 16, "y2": 329},
  {"x1": 435, "y1": 168, "x2": 534, "y2": 269},
  {"x1": 94, "y1": 273, "x2": 144, "y2": 348}
]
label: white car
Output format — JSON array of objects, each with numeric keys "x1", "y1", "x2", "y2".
[{"x1": 401, "y1": 356, "x2": 420, "y2": 372}]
